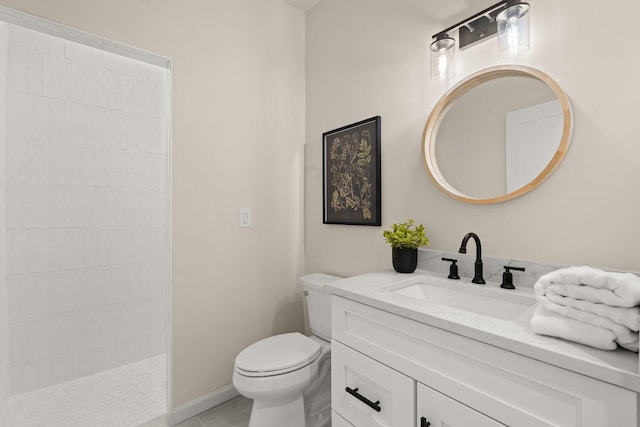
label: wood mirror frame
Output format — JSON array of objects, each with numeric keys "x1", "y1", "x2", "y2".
[{"x1": 422, "y1": 65, "x2": 573, "y2": 204}]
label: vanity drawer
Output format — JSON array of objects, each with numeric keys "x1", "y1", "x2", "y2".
[{"x1": 331, "y1": 340, "x2": 414, "y2": 427}]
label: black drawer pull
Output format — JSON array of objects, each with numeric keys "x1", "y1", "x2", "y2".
[
  {"x1": 345, "y1": 386, "x2": 381, "y2": 412},
  {"x1": 421, "y1": 416, "x2": 431, "y2": 427}
]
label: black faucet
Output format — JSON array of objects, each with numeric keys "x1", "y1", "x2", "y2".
[{"x1": 459, "y1": 232, "x2": 485, "y2": 284}]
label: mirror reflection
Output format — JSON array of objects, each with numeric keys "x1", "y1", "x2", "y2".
[{"x1": 423, "y1": 66, "x2": 572, "y2": 204}]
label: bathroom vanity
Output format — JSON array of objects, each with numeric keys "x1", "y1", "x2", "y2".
[{"x1": 327, "y1": 270, "x2": 640, "y2": 427}]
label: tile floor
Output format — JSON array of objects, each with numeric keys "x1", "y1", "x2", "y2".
[
  {"x1": 0, "y1": 354, "x2": 166, "y2": 427},
  {"x1": 139, "y1": 396, "x2": 252, "y2": 427}
]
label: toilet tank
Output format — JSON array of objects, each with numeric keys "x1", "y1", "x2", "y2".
[{"x1": 300, "y1": 273, "x2": 342, "y2": 341}]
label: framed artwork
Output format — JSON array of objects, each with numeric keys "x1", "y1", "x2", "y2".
[{"x1": 323, "y1": 116, "x2": 381, "y2": 226}]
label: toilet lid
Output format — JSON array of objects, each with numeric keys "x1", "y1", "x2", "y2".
[{"x1": 235, "y1": 332, "x2": 321, "y2": 374}]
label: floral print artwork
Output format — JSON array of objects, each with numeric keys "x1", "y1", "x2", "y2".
[{"x1": 324, "y1": 117, "x2": 379, "y2": 225}]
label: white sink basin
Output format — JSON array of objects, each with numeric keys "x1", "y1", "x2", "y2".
[{"x1": 384, "y1": 275, "x2": 536, "y2": 321}]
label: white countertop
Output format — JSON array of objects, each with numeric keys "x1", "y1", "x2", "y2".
[{"x1": 326, "y1": 269, "x2": 640, "y2": 392}]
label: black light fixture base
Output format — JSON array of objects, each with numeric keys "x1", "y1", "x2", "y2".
[{"x1": 458, "y1": 14, "x2": 498, "y2": 50}]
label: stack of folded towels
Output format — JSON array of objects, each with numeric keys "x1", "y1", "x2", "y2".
[{"x1": 531, "y1": 266, "x2": 640, "y2": 352}]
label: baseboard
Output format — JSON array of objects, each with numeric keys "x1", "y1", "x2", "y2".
[{"x1": 169, "y1": 384, "x2": 240, "y2": 425}]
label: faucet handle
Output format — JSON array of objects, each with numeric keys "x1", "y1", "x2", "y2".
[
  {"x1": 442, "y1": 257, "x2": 460, "y2": 280},
  {"x1": 500, "y1": 266, "x2": 525, "y2": 289}
]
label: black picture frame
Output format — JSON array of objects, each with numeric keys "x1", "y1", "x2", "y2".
[{"x1": 323, "y1": 116, "x2": 381, "y2": 226}]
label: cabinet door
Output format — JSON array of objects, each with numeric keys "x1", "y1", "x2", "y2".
[
  {"x1": 417, "y1": 383, "x2": 505, "y2": 427},
  {"x1": 332, "y1": 410, "x2": 354, "y2": 427},
  {"x1": 332, "y1": 340, "x2": 414, "y2": 427}
]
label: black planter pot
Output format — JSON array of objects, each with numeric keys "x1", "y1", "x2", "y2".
[{"x1": 392, "y1": 247, "x2": 418, "y2": 273}]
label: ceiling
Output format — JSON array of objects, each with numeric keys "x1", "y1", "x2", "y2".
[
  {"x1": 283, "y1": 0, "x2": 498, "y2": 25},
  {"x1": 282, "y1": 0, "x2": 320, "y2": 12}
]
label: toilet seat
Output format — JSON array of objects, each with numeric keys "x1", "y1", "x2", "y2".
[{"x1": 235, "y1": 332, "x2": 321, "y2": 377}]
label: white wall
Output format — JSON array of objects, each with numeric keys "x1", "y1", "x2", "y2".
[
  {"x1": 0, "y1": 0, "x2": 306, "y2": 408},
  {"x1": 2, "y1": 23, "x2": 170, "y2": 395},
  {"x1": 0, "y1": 20, "x2": 9, "y2": 414},
  {"x1": 305, "y1": 0, "x2": 640, "y2": 277}
]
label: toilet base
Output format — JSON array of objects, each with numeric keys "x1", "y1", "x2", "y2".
[{"x1": 249, "y1": 394, "x2": 305, "y2": 427}]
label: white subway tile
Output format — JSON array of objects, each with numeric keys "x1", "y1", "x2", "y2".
[
  {"x1": 6, "y1": 183, "x2": 22, "y2": 228},
  {"x1": 57, "y1": 57, "x2": 72, "y2": 101},
  {"x1": 10, "y1": 45, "x2": 28, "y2": 92},
  {"x1": 17, "y1": 26, "x2": 36, "y2": 49},
  {"x1": 77, "y1": 43, "x2": 91, "y2": 64},
  {"x1": 21, "y1": 362, "x2": 39, "y2": 393},
  {"x1": 7, "y1": 276, "x2": 22, "y2": 321},
  {"x1": 49, "y1": 355, "x2": 69, "y2": 386},
  {"x1": 13, "y1": 92, "x2": 35, "y2": 139},
  {"x1": 6, "y1": 139, "x2": 28, "y2": 182},
  {"x1": 9, "y1": 364, "x2": 23, "y2": 395},
  {"x1": 36, "y1": 274, "x2": 52, "y2": 317},
  {"x1": 42, "y1": 53, "x2": 58, "y2": 98},
  {"x1": 97, "y1": 69, "x2": 109, "y2": 108},
  {"x1": 64, "y1": 40, "x2": 79, "y2": 61},
  {"x1": 34, "y1": 96, "x2": 50, "y2": 140},
  {"x1": 18, "y1": 184, "x2": 38, "y2": 228},
  {"x1": 28, "y1": 317, "x2": 49, "y2": 360},
  {"x1": 71, "y1": 62, "x2": 85, "y2": 103},
  {"x1": 26, "y1": 229, "x2": 47, "y2": 273},
  {"x1": 128, "y1": 334, "x2": 151, "y2": 363},
  {"x1": 109, "y1": 71, "x2": 124, "y2": 111},
  {"x1": 57, "y1": 312, "x2": 73, "y2": 351},
  {"x1": 34, "y1": 31, "x2": 52, "y2": 54},
  {"x1": 41, "y1": 228, "x2": 60, "y2": 272},
  {"x1": 20, "y1": 275, "x2": 38, "y2": 319},
  {"x1": 85, "y1": 64, "x2": 99, "y2": 106},
  {"x1": 49, "y1": 271, "x2": 71, "y2": 314},
  {"x1": 27, "y1": 51, "x2": 43, "y2": 95},
  {"x1": 8, "y1": 229, "x2": 30, "y2": 275},
  {"x1": 56, "y1": 228, "x2": 74, "y2": 270},
  {"x1": 75, "y1": 228, "x2": 100, "y2": 268},
  {"x1": 50, "y1": 35, "x2": 65, "y2": 57},
  {"x1": 48, "y1": 314, "x2": 63, "y2": 355},
  {"x1": 49, "y1": 99, "x2": 65, "y2": 141},
  {"x1": 26, "y1": 140, "x2": 45, "y2": 184},
  {"x1": 11, "y1": 319, "x2": 30, "y2": 364}
]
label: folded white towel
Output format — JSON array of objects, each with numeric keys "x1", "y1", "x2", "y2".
[
  {"x1": 531, "y1": 305, "x2": 639, "y2": 352},
  {"x1": 535, "y1": 266, "x2": 640, "y2": 308},
  {"x1": 532, "y1": 266, "x2": 640, "y2": 352},
  {"x1": 543, "y1": 286, "x2": 640, "y2": 331}
]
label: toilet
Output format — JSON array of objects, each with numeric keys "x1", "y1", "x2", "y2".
[{"x1": 232, "y1": 273, "x2": 341, "y2": 427}]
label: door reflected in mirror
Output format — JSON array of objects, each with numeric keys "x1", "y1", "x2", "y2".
[{"x1": 422, "y1": 66, "x2": 573, "y2": 204}]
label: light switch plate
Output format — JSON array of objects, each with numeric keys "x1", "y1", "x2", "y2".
[{"x1": 240, "y1": 208, "x2": 251, "y2": 228}]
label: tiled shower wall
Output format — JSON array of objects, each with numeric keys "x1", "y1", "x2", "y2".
[{"x1": 2, "y1": 23, "x2": 170, "y2": 395}]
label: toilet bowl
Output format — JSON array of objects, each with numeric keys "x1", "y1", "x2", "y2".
[{"x1": 232, "y1": 273, "x2": 341, "y2": 427}]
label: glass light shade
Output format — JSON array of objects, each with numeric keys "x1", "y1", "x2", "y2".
[
  {"x1": 497, "y1": 2, "x2": 530, "y2": 57},
  {"x1": 430, "y1": 35, "x2": 455, "y2": 80}
]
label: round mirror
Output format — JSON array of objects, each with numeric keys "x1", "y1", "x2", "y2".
[{"x1": 422, "y1": 65, "x2": 573, "y2": 204}]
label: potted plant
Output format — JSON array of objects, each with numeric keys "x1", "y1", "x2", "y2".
[{"x1": 383, "y1": 219, "x2": 430, "y2": 273}]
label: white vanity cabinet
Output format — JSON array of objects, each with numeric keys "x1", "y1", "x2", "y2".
[{"x1": 331, "y1": 295, "x2": 638, "y2": 427}]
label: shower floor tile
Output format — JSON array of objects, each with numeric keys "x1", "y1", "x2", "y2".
[{"x1": 0, "y1": 354, "x2": 166, "y2": 427}]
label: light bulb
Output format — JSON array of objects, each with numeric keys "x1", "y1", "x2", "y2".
[
  {"x1": 438, "y1": 50, "x2": 449, "y2": 79},
  {"x1": 507, "y1": 16, "x2": 519, "y2": 53}
]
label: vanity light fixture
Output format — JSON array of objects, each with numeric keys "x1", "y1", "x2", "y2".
[
  {"x1": 430, "y1": 33, "x2": 455, "y2": 80},
  {"x1": 430, "y1": 0, "x2": 530, "y2": 79}
]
